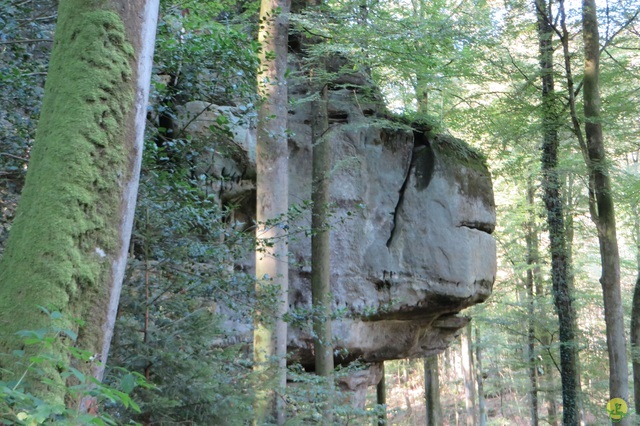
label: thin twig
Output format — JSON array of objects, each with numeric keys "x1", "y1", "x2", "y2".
[
  {"x1": 0, "y1": 38, "x2": 52, "y2": 45},
  {"x1": 17, "y1": 14, "x2": 56, "y2": 22},
  {"x1": 0, "y1": 152, "x2": 28, "y2": 162}
]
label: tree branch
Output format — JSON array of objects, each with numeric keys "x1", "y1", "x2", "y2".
[{"x1": 0, "y1": 38, "x2": 52, "y2": 45}]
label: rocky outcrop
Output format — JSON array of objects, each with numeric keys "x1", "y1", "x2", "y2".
[
  {"x1": 178, "y1": 84, "x2": 497, "y2": 372},
  {"x1": 286, "y1": 88, "x2": 496, "y2": 369}
]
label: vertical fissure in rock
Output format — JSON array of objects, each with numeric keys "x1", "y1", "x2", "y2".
[{"x1": 386, "y1": 129, "x2": 433, "y2": 248}]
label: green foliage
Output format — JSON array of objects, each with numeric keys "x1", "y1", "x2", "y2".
[
  {"x1": 101, "y1": 5, "x2": 266, "y2": 422},
  {"x1": 285, "y1": 363, "x2": 385, "y2": 425},
  {"x1": 0, "y1": 309, "x2": 148, "y2": 425},
  {"x1": 0, "y1": 0, "x2": 55, "y2": 249},
  {"x1": 153, "y1": 4, "x2": 260, "y2": 109},
  {"x1": 105, "y1": 165, "x2": 257, "y2": 425},
  {"x1": 0, "y1": 1, "x2": 138, "y2": 397},
  {"x1": 3, "y1": 0, "x2": 640, "y2": 423},
  {"x1": 292, "y1": 0, "x2": 494, "y2": 119}
]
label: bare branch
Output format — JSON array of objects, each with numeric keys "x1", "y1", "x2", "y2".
[
  {"x1": 0, "y1": 38, "x2": 52, "y2": 45},
  {"x1": 0, "y1": 152, "x2": 28, "y2": 162}
]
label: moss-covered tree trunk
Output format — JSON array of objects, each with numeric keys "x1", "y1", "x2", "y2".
[
  {"x1": 536, "y1": 1, "x2": 581, "y2": 423},
  {"x1": 582, "y1": 2, "x2": 629, "y2": 422},
  {"x1": 0, "y1": 0, "x2": 158, "y2": 404},
  {"x1": 252, "y1": 0, "x2": 290, "y2": 422}
]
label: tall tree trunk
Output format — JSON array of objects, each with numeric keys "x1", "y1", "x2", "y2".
[
  {"x1": 632, "y1": 209, "x2": 640, "y2": 422},
  {"x1": 424, "y1": 355, "x2": 441, "y2": 426},
  {"x1": 0, "y1": 0, "x2": 158, "y2": 404},
  {"x1": 474, "y1": 327, "x2": 487, "y2": 426},
  {"x1": 526, "y1": 181, "x2": 539, "y2": 426},
  {"x1": 564, "y1": 174, "x2": 586, "y2": 424},
  {"x1": 377, "y1": 362, "x2": 387, "y2": 426},
  {"x1": 540, "y1": 333, "x2": 560, "y2": 426},
  {"x1": 311, "y1": 85, "x2": 333, "y2": 377},
  {"x1": 311, "y1": 83, "x2": 334, "y2": 420},
  {"x1": 582, "y1": 2, "x2": 629, "y2": 421},
  {"x1": 632, "y1": 155, "x2": 640, "y2": 423},
  {"x1": 536, "y1": 1, "x2": 581, "y2": 423},
  {"x1": 461, "y1": 323, "x2": 477, "y2": 426},
  {"x1": 253, "y1": 0, "x2": 291, "y2": 422},
  {"x1": 415, "y1": 74, "x2": 429, "y2": 116}
]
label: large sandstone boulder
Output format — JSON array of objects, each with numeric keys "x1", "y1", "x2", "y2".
[
  {"x1": 178, "y1": 88, "x2": 496, "y2": 371},
  {"x1": 286, "y1": 89, "x2": 496, "y2": 368}
]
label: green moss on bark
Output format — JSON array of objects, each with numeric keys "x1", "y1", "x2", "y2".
[{"x1": 0, "y1": 1, "x2": 134, "y2": 400}]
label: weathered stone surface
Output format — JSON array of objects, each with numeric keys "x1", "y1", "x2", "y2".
[
  {"x1": 336, "y1": 362, "x2": 384, "y2": 409},
  {"x1": 286, "y1": 89, "x2": 496, "y2": 368},
  {"x1": 177, "y1": 100, "x2": 257, "y2": 176},
  {"x1": 182, "y1": 88, "x2": 496, "y2": 370}
]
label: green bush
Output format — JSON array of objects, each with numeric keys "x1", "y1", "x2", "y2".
[{"x1": 0, "y1": 309, "x2": 149, "y2": 425}]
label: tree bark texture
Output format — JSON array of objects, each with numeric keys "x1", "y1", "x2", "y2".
[
  {"x1": 475, "y1": 328, "x2": 487, "y2": 426},
  {"x1": 582, "y1": 1, "x2": 629, "y2": 421},
  {"x1": 311, "y1": 84, "x2": 333, "y2": 378},
  {"x1": 526, "y1": 182, "x2": 539, "y2": 426},
  {"x1": 253, "y1": 0, "x2": 291, "y2": 422},
  {"x1": 632, "y1": 200, "x2": 640, "y2": 422},
  {"x1": 461, "y1": 323, "x2": 477, "y2": 426},
  {"x1": 424, "y1": 355, "x2": 441, "y2": 426},
  {"x1": 311, "y1": 83, "x2": 334, "y2": 421},
  {"x1": 536, "y1": 1, "x2": 581, "y2": 424},
  {"x1": 377, "y1": 362, "x2": 387, "y2": 426},
  {"x1": 0, "y1": 0, "x2": 158, "y2": 404}
]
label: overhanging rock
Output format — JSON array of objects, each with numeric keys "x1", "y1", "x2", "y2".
[
  {"x1": 286, "y1": 90, "x2": 496, "y2": 368},
  {"x1": 179, "y1": 88, "x2": 497, "y2": 370}
]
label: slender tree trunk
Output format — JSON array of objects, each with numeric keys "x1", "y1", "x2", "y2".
[
  {"x1": 540, "y1": 333, "x2": 560, "y2": 426},
  {"x1": 311, "y1": 83, "x2": 334, "y2": 421},
  {"x1": 461, "y1": 323, "x2": 477, "y2": 426},
  {"x1": 536, "y1": 1, "x2": 581, "y2": 423},
  {"x1": 526, "y1": 181, "x2": 539, "y2": 426},
  {"x1": 582, "y1": 2, "x2": 629, "y2": 421},
  {"x1": 0, "y1": 0, "x2": 158, "y2": 405},
  {"x1": 564, "y1": 174, "x2": 586, "y2": 424},
  {"x1": 377, "y1": 362, "x2": 387, "y2": 426},
  {"x1": 311, "y1": 84, "x2": 333, "y2": 377},
  {"x1": 632, "y1": 223, "x2": 640, "y2": 423},
  {"x1": 424, "y1": 355, "x2": 441, "y2": 426},
  {"x1": 474, "y1": 327, "x2": 487, "y2": 426},
  {"x1": 537, "y1": 267, "x2": 559, "y2": 425},
  {"x1": 253, "y1": 0, "x2": 291, "y2": 422},
  {"x1": 415, "y1": 74, "x2": 429, "y2": 116},
  {"x1": 632, "y1": 169, "x2": 640, "y2": 423}
]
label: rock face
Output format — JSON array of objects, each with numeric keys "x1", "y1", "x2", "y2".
[
  {"x1": 178, "y1": 85, "x2": 497, "y2": 372},
  {"x1": 286, "y1": 88, "x2": 496, "y2": 369}
]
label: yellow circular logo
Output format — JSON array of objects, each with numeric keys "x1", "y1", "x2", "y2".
[{"x1": 606, "y1": 398, "x2": 628, "y2": 422}]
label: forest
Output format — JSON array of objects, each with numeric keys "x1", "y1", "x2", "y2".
[{"x1": 1, "y1": 0, "x2": 640, "y2": 425}]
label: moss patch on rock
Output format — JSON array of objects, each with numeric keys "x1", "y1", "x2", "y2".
[
  {"x1": 430, "y1": 134, "x2": 488, "y2": 174},
  {"x1": 0, "y1": 1, "x2": 134, "y2": 399}
]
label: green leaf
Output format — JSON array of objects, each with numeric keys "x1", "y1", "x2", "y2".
[
  {"x1": 216, "y1": 114, "x2": 229, "y2": 125},
  {"x1": 67, "y1": 367, "x2": 86, "y2": 383},
  {"x1": 120, "y1": 373, "x2": 136, "y2": 393}
]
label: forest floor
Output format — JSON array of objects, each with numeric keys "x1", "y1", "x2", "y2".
[{"x1": 374, "y1": 362, "x2": 601, "y2": 425}]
